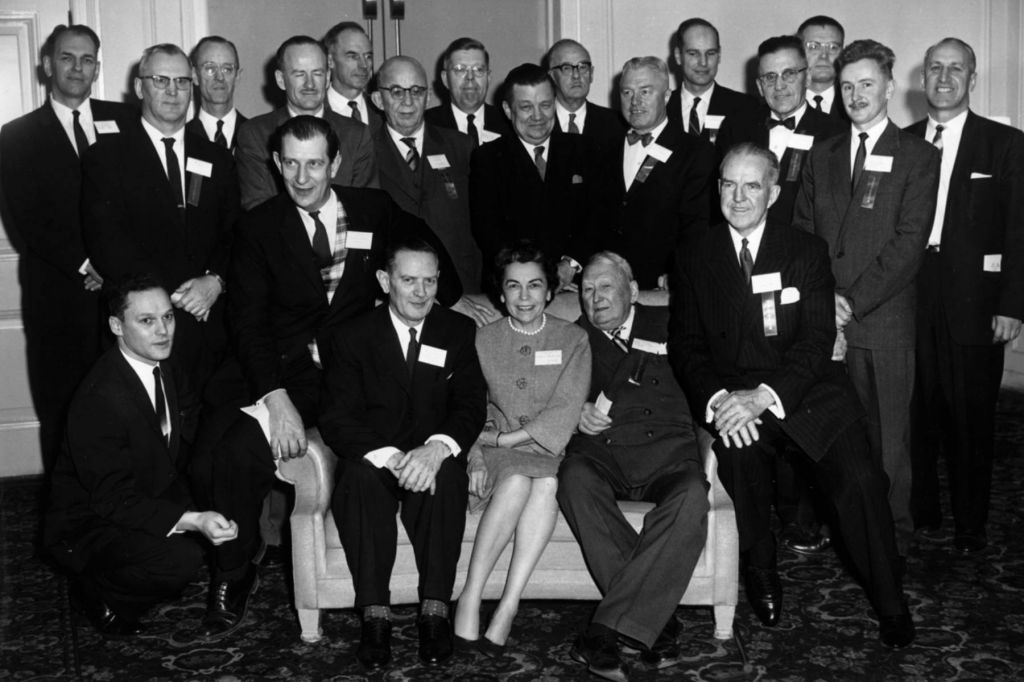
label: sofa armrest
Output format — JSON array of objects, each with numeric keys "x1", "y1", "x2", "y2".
[{"x1": 277, "y1": 427, "x2": 337, "y2": 517}]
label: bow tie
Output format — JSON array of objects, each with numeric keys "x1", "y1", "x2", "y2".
[
  {"x1": 626, "y1": 130, "x2": 654, "y2": 146},
  {"x1": 766, "y1": 117, "x2": 796, "y2": 130}
]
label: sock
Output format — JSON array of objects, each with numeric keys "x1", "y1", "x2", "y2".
[
  {"x1": 363, "y1": 604, "x2": 391, "y2": 621},
  {"x1": 421, "y1": 599, "x2": 449, "y2": 618}
]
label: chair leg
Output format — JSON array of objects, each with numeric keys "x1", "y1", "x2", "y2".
[
  {"x1": 297, "y1": 608, "x2": 323, "y2": 643},
  {"x1": 713, "y1": 605, "x2": 735, "y2": 640}
]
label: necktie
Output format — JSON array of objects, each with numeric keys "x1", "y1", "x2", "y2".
[
  {"x1": 162, "y1": 137, "x2": 185, "y2": 211},
  {"x1": 466, "y1": 113, "x2": 479, "y2": 146},
  {"x1": 932, "y1": 124, "x2": 944, "y2": 156},
  {"x1": 766, "y1": 117, "x2": 796, "y2": 130},
  {"x1": 214, "y1": 119, "x2": 227, "y2": 148},
  {"x1": 626, "y1": 130, "x2": 653, "y2": 146},
  {"x1": 401, "y1": 137, "x2": 420, "y2": 172},
  {"x1": 406, "y1": 327, "x2": 420, "y2": 376},
  {"x1": 851, "y1": 131, "x2": 868, "y2": 190},
  {"x1": 813, "y1": 94, "x2": 824, "y2": 111},
  {"x1": 153, "y1": 366, "x2": 169, "y2": 445},
  {"x1": 348, "y1": 101, "x2": 363, "y2": 124},
  {"x1": 533, "y1": 145, "x2": 546, "y2": 180},
  {"x1": 688, "y1": 96, "x2": 702, "y2": 136},
  {"x1": 72, "y1": 109, "x2": 90, "y2": 157},
  {"x1": 611, "y1": 327, "x2": 630, "y2": 353},
  {"x1": 309, "y1": 210, "x2": 332, "y2": 268},
  {"x1": 567, "y1": 112, "x2": 580, "y2": 134},
  {"x1": 740, "y1": 238, "x2": 754, "y2": 283}
]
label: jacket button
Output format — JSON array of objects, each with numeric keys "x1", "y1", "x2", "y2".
[
  {"x1": 643, "y1": 408, "x2": 652, "y2": 416},
  {"x1": 646, "y1": 431, "x2": 654, "y2": 438},
  {"x1": 650, "y1": 378, "x2": 659, "y2": 385},
  {"x1": 605, "y1": 437, "x2": 612, "y2": 445}
]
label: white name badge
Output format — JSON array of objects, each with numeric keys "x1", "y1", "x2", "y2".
[
  {"x1": 535, "y1": 350, "x2": 562, "y2": 366},
  {"x1": 864, "y1": 155, "x2": 893, "y2": 173},
  {"x1": 788, "y1": 133, "x2": 814, "y2": 150},
  {"x1": 751, "y1": 272, "x2": 783, "y2": 294},
  {"x1": 419, "y1": 344, "x2": 447, "y2": 367},
  {"x1": 983, "y1": 254, "x2": 1002, "y2": 272},
  {"x1": 646, "y1": 143, "x2": 672, "y2": 163},
  {"x1": 185, "y1": 158, "x2": 213, "y2": 177},
  {"x1": 595, "y1": 391, "x2": 613, "y2": 415},
  {"x1": 94, "y1": 120, "x2": 120, "y2": 134},
  {"x1": 705, "y1": 114, "x2": 725, "y2": 130},
  {"x1": 479, "y1": 129, "x2": 501, "y2": 144},
  {"x1": 344, "y1": 231, "x2": 373, "y2": 250},
  {"x1": 631, "y1": 338, "x2": 667, "y2": 355},
  {"x1": 427, "y1": 154, "x2": 451, "y2": 170},
  {"x1": 780, "y1": 286, "x2": 801, "y2": 304}
]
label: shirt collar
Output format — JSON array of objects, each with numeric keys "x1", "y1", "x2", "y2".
[
  {"x1": 518, "y1": 133, "x2": 552, "y2": 159},
  {"x1": 140, "y1": 116, "x2": 184, "y2": 146},
  {"x1": 451, "y1": 102, "x2": 485, "y2": 131},
  {"x1": 197, "y1": 106, "x2": 236, "y2": 127},
  {"x1": 807, "y1": 85, "x2": 835, "y2": 109},
  {"x1": 771, "y1": 101, "x2": 808, "y2": 127},
  {"x1": 728, "y1": 220, "x2": 768, "y2": 262},
  {"x1": 288, "y1": 104, "x2": 324, "y2": 118},
  {"x1": 386, "y1": 123, "x2": 425, "y2": 153},
  {"x1": 681, "y1": 81, "x2": 716, "y2": 107},
  {"x1": 603, "y1": 305, "x2": 637, "y2": 341},
  {"x1": 120, "y1": 348, "x2": 160, "y2": 395},
  {"x1": 389, "y1": 306, "x2": 425, "y2": 340},
  {"x1": 852, "y1": 116, "x2": 890, "y2": 147},
  {"x1": 631, "y1": 116, "x2": 669, "y2": 143},
  {"x1": 49, "y1": 94, "x2": 93, "y2": 121},
  {"x1": 555, "y1": 100, "x2": 586, "y2": 129},
  {"x1": 927, "y1": 108, "x2": 968, "y2": 136}
]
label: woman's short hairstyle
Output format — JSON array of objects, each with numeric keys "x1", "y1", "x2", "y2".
[{"x1": 493, "y1": 240, "x2": 558, "y2": 294}]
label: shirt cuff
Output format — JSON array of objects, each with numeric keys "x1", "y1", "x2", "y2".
[
  {"x1": 759, "y1": 383, "x2": 785, "y2": 419},
  {"x1": 365, "y1": 446, "x2": 401, "y2": 468},
  {"x1": 78, "y1": 258, "x2": 90, "y2": 276},
  {"x1": 705, "y1": 388, "x2": 728, "y2": 423},
  {"x1": 256, "y1": 387, "x2": 287, "y2": 405},
  {"x1": 427, "y1": 434, "x2": 459, "y2": 458},
  {"x1": 168, "y1": 512, "x2": 187, "y2": 537}
]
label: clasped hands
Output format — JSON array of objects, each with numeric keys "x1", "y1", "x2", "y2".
[
  {"x1": 711, "y1": 387, "x2": 774, "y2": 448},
  {"x1": 385, "y1": 441, "x2": 449, "y2": 495},
  {"x1": 171, "y1": 274, "x2": 223, "y2": 322}
]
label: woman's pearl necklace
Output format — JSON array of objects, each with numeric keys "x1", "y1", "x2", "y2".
[{"x1": 509, "y1": 313, "x2": 546, "y2": 336}]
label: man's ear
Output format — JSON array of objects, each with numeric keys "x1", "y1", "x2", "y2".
[
  {"x1": 502, "y1": 100, "x2": 512, "y2": 122},
  {"x1": 629, "y1": 281, "x2": 640, "y2": 303},
  {"x1": 441, "y1": 69, "x2": 450, "y2": 92},
  {"x1": 329, "y1": 152, "x2": 343, "y2": 177},
  {"x1": 371, "y1": 90, "x2": 384, "y2": 110},
  {"x1": 109, "y1": 315, "x2": 123, "y2": 338},
  {"x1": 375, "y1": 269, "x2": 391, "y2": 295},
  {"x1": 133, "y1": 76, "x2": 144, "y2": 101},
  {"x1": 767, "y1": 183, "x2": 782, "y2": 209},
  {"x1": 42, "y1": 55, "x2": 54, "y2": 79},
  {"x1": 272, "y1": 151, "x2": 282, "y2": 175},
  {"x1": 274, "y1": 69, "x2": 286, "y2": 92}
]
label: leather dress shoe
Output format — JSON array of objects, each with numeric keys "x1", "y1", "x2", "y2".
[
  {"x1": 782, "y1": 526, "x2": 832, "y2": 556},
  {"x1": 745, "y1": 565, "x2": 783, "y2": 626},
  {"x1": 570, "y1": 624, "x2": 628, "y2": 682},
  {"x1": 357, "y1": 617, "x2": 392, "y2": 669},
  {"x1": 74, "y1": 580, "x2": 143, "y2": 637},
  {"x1": 954, "y1": 534, "x2": 987, "y2": 555},
  {"x1": 638, "y1": 617, "x2": 683, "y2": 670},
  {"x1": 879, "y1": 606, "x2": 915, "y2": 649},
  {"x1": 201, "y1": 562, "x2": 260, "y2": 640},
  {"x1": 418, "y1": 614, "x2": 454, "y2": 665}
]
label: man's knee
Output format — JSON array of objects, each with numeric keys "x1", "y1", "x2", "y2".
[{"x1": 433, "y1": 456, "x2": 468, "y2": 493}]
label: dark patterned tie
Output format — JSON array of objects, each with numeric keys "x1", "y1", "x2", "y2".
[
  {"x1": 567, "y1": 112, "x2": 580, "y2": 134},
  {"x1": 533, "y1": 145, "x2": 546, "y2": 180},
  {"x1": 153, "y1": 366, "x2": 169, "y2": 445},
  {"x1": 214, "y1": 119, "x2": 227, "y2": 148},
  {"x1": 740, "y1": 238, "x2": 754, "y2": 283},
  {"x1": 466, "y1": 113, "x2": 479, "y2": 146},
  {"x1": 813, "y1": 94, "x2": 824, "y2": 111},
  {"x1": 611, "y1": 327, "x2": 630, "y2": 353},
  {"x1": 401, "y1": 137, "x2": 420, "y2": 172},
  {"x1": 406, "y1": 327, "x2": 420, "y2": 376},
  {"x1": 162, "y1": 137, "x2": 185, "y2": 211},
  {"x1": 348, "y1": 101, "x2": 363, "y2": 124},
  {"x1": 72, "y1": 110, "x2": 90, "y2": 157},
  {"x1": 688, "y1": 96, "x2": 702, "y2": 136},
  {"x1": 309, "y1": 210, "x2": 332, "y2": 268},
  {"x1": 932, "y1": 124, "x2": 944, "y2": 157},
  {"x1": 851, "y1": 131, "x2": 868, "y2": 190}
]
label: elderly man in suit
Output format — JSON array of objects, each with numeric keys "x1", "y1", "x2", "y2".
[
  {"x1": 320, "y1": 239, "x2": 486, "y2": 669},
  {"x1": 672, "y1": 142, "x2": 912, "y2": 647},
  {"x1": 186, "y1": 36, "x2": 246, "y2": 149},
  {"x1": 905, "y1": 38, "x2": 1024, "y2": 554},
  {"x1": 45, "y1": 276, "x2": 237, "y2": 637},
  {"x1": 798, "y1": 16, "x2": 848, "y2": 121},
  {"x1": 323, "y1": 21, "x2": 382, "y2": 131},
  {"x1": 0, "y1": 24, "x2": 134, "y2": 471},
  {"x1": 81, "y1": 42, "x2": 239, "y2": 394},
  {"x1": 793, "y1": 40, "x2": 940, "y2": 558},
  {"x1": 195, "y1": 115, "x2": 463, "y2": 640},
  {"x1": 235, "y1": 35, "x2": 377, "y2": 210},
  {"x1": 424, "y1": 37, "x2": 512, "y2": 145},
  {"x1": 668, "y1": 18, "x2": 757, "y2": 145},
  {"x1": 559, "y1": 252, "x2": 708, "y2": 680},
  {"x1": 543, "y1": 38, "x2": 624, "y2": 155}
]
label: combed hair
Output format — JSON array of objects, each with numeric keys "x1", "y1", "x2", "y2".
[
  {"x1": 272, "y1": 115, "x2": 340, "y2": 160},
  {"x1": 502, "y1": 63, "x2": 554, "y2": 106},
  {"x1": 621, "y1": 56, "x2": 670, "y2": 88},
  {"x1": 190, "y1": 35, "x2": 239, "y2": 67},
  {"x1": 44, "y1": 24, "x2": 100, "y2": 58},
  {"x1": 924, "y1": 37, "x2": 976, "y2": 74},
  {"x1": 836, "y1": 39, "x2": 895, "y2": 80},
  {"x1": 275, "y1": 35, "x2": 325, "y2": 72},
  {"x1": 106, "y1": 274, "x2": 166, "y2": 319},
  {"x1": 493, "y1": 240, "x2": 558, "y2": 293},
  {"x1": 542, "y1": 38, "x2": 588, "y2": 69},
  {"x1": 797, "y1": 15, "x2": 845, "y2": 41},
  {"x1": 322, "y1": 21, "x2": 366, "y2": 49},
  {"x1": 385, "y1": 238, "x2": 439, "y2": 273},
  {"x1": 139, "y1": 43, "x2": 189, "y2": 75},
  {"x1": 675, "y1": 18, "x2": 719, "y2": 48},
  {"x1": 721, "y1": 142, "x2": 780, "y2": 186},
  {"x1": 441, "y1": 37, "x2": 489, "y2": 68},
  {"x1": 586, "y1": 251, "x2": 635, "y2": 284},
  {"x1": 758, "y1": 35, "x2": 806, "y2": 61}
]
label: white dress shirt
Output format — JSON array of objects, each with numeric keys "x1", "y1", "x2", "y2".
[
  {"x1": 140, "y1": 117, "x2": 186, "y2": 201},
  {"x1": 767, "y1": 102, "x2": 808, "y2": 163},
  {"x1": 327, "y1": 87, "x2": 370, "y2": 122},
  {"x1": 196, "y1": 107, "x2": 238, "y2": 145},
  {"x1": 50, "y1": 95, "x2": 96, "y2": 154},
  {"x1": 451, "y1": 103, "x2": 485, "y2": 136},
  {"x1": 848, "y1": 117, "x2": 890, "y2": 174},
  {"x1": 555, "y1": 100, "x2": 587, "y2": 133},
  {"x1": 120, "y1": 349, "x2": 170, "y2": 429},
  {"x1": 925, "y1": 109, "x2": 968, "y2": 246},
  {"x1": 519, "y1": 135, "x2": 550, "y2": 165},
  {"x1": 287, "y1": 104, "x2": 325, "y2": 118},
  {"x1": 386, "y1": 123, "x2": 425, "y2": 157},
  {"x1": 680, "y1": 82, "x2": 716, "y2": 134},
  {"x1": 623, "y1": 117, "x2": 669, "y2": 190},
  {"x1": 807, "y1": 85, "x2": 838, "y2": 115}
]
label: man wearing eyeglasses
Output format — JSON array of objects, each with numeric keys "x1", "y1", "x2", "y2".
[
  {"x1": 798, "y1": 16, "x2": 848, "y2": 122},
  {"x1": 81, "y1": 43, "x2": 239, "y2": 394},
  {"x1": 424, "y1": 37, "x2": 511, "y2": 145},
  {"x1": 543, "y1": 39, "x2": 624, "y2": 156},
  {"x1": 186, "y1": 36, "x2": 246, "y2": 150},
  {"x1": 323, "y1": 22, "x2": 383, "y2": 133}
]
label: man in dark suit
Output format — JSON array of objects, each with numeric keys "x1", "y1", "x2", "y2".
[
  {"x1": 543, "y1": 38, "x2": 625, "y2": 156},
  {"x1": 668, "y1": 18, "x2": 757, "y2": 145},
  {"x1": 196, "y1": 115, "x2": 463, "y2": 640},
  {"x1": 906, "y1": 38, "x2": 1024, "y2": 554},
  {"x1": 323, "y1": 21, "x2": 383, "y2": 132},
  {"x1": 798, "y1": 16, "x2": 848, "y2": 122},
  {"x1": 45, "y1": 276, "x2": 237, "y2": 636},
  {"x1": 671, "y1": 143, "x2": 912, "y2": 647},
  {"x1": 470, "y1": 63, "x2": 598, "y2": 291},
  {"x1": 589, "y1": 56, "x2": 715, "y2": 292},
  {"x1": 235, "y1": 35, "x2": 378, "y2": 210},
  {"x1": 81, "y1": 43, "x2": 239, "y2": 394},
  {"x1": 320, "y1": 240, "x2": 486, "y2": 669},
  {"x1": 186, "y1": 35, "x2": 246, "y2": 149},
  {"x1": 793, "y1": 40, "x2": 940, "y2": 557},
  {"x1": 0, "y1": 24, "x2": 134, "y2": 471},
  {"x1": 559, "y1": 252, "x2": 707, "y2": 680},
  {"x1": 424, "y1": 37, "x2": 512, "y2": 145}
]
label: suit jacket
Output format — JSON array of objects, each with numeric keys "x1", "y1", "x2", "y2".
[
  {"x1": 319, "y1": 304, "x2": 486, "y2": 461},
  {"x1": 45, "y1": 347, "x2": 197, "y2": 572},
  {"x1": 589, "y1": 119, "x2": 716, "y2": 288},
  {"x1": 325, "y1": 92, "x2": 385, "y2": 134},
  {"x1": 715, "y1": 104, "x2": 845, "y2": 224},
  {"x1": 373, "y1": 122, "x2": 480, "y2": 293},
  {"x1": 470, "y1": 130, "x2": 599, "y2": 273},
  {"x1": 553, "y1": 101, "x2": 625, "y2": 157},
  {"x1": 228, "y1": 186, "x2": 463, "y2": 414},
  {"x1": 668, "y1": 82, "x2": 758, "y2": 143},
  {"x1": 905, "y1": 111, "x2": 1024, "y2": 344},
  {"x1": 809, "y1": 88, "x2": 849, "y2": 123},
  {"x1": 669, "y1": 222, "x2": 865, "y2": 461},
  {"x1": 235, "y1": 107, "x2": 379, "y2": 210},
  {"x1": 569, "y1": 305, "x2": 700, "y2": 486},
  {"x1": 185, "y1": 110, "x2": 248, "y2": 149},
  {"x1": 793, "y1": 120, "x2": 940, "y2": 349},
  {"x1": 424, "y1": 102, "x2": 512, "y2": 140}
]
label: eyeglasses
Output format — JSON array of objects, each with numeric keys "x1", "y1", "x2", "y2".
[
  {"x1": 140, "y1": 75, "x2": 193, "y2": 90},
  {"x1": 757, "y1": 67, "x2": 807, "y2": 87},
  {"x1": 380, "y1": 84, "x2": 428, "y2": 99},
  {"x1": 448, "y1": 64, "x2": 489, "y2": 78},
  {"x1": 199, "y1": 63, "x2": 238, "y2": 78},
  {"x1": 805, "y1": 41, "x2": 842, "y2": 54},
  {"x1": 551, "y1": 61, "x2": 592, "y2": 76}
]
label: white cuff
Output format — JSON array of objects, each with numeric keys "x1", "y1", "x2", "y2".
[
  {"x1": 427, "y1": 434, "x2": 460, "y2": 458},
  {"x1": 759, "y1": 383, "x2": 785, "y2": 419},
  {"x1": 78, "y1": 258, "x2": 90, "y2": 276},
  {"x1": 705, "y1": 388, "x2": 728, "y2": 423},
  {"x1": 365, "y1": 446, "x2": 401, "y2": 468}
]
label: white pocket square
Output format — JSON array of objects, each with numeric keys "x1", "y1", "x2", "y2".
[
  {"x1": 970, "y1": 172, "x2": 993, "y2": 179},
  {"x1": 780, "y1": 287, "x2": 800, "y2": 304}
]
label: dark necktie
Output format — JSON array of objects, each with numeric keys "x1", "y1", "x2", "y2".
[
  {"x1": 932, "y1": 124, "x2": 944, "y2": 157},
  {"x1": 740, "y1": 238, "x2": 754, "y2": 283},
  {"x1": 153, "y1": 366, "x2": 169, "y2": 445},
  {"x1": 406, "y1": 327, "x2": 420, "y2": 376},
  {"x1": 626, "y1": 130, "x2": 653, "y2": 146},
  {"x1": 688, "y1": 96, "x2": 702, "y2": 136},
  {"x1": 162, "y1": 137, "x2": 185, "y2": 210},
  {"x1": 466, "y1": 113, "x2": 479, "y2": 147},
  {"x1": 72, "y1": 109, "x2": 90, "y2": 157},
  {"x1": 401, "y1": 137, "x2": 420, "y2": 172},
  {"x1": 766, "y1": 116, "x2": 796, "y2": 130},
  {"x1": 567, "y1": 112, "x2": 580, "y2": 134},
  {"x1": 309, "y1": 210, "x2": 332, "y2": 268},
  {"x1": 533, "y1": 145, "x2": 546, "y2": 180},
  {"x1": 348, "y1": 101, "x2": 363, "y2": 124},
  {"x1": 851, "y1": 131, "x2": 868, "y2": 190},
  {"x1": 813, "y1": 94, "x2": 824, "y2": 111},
  {"x1": 611, "y1": 327, "x2": 630, "y2": 354},
  {"x1": 214, "y1": 119, "x2": 227, "y2": 148}
]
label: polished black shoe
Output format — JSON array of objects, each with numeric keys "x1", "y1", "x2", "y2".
[
  {"x1": 357, "y1": 617, "x2": 392, "y2": 669},
  {"x1": 954, "y1": 534, "x2": 988, "y2": 554},
  {"x1": 745, "y1": 565, "x2": 783, "y2": 626},
  {"x1": 638, "y1": 617, "x2": 683, "y2": 670},
  {"x1": 201, "y1": 563, "x2": 260, "y2": 640},
  {"x1": 570, "y1": 624, "x2": 628, "y2": 682},
  {"x1": 418, "y1": 614, "x2": 454, "y2": 665},
  {"x1": 879, "y1": 606, "x2": 915, "y2": 649},
  {"x1": 75, "y1": 581, "x2": 144, "y2": 637},
  {"x1": 782, "y1": 526, "x2": 832, "y2": 556}
]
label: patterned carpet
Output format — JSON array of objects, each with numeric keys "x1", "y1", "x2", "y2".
[{"x1": 3, "y1": 390, "x2": 1024, "y2": 681}]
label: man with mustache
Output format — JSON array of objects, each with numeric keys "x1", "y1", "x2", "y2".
[
  {"x1": 324, "y1": 21, "x2": 382, "y2": 132},
  {"x1": 425, "y1": 37, "x2": 511, "y2": 145},
  {"x1": 187, "y1": 35, "x2": 246, "y2": 149}
]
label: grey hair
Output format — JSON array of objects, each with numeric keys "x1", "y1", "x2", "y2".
[
  {"x1": 139, "y1": 43, "x2": 189, "y2": 75},
  {"x1": 586, "y1": 251, "x2": 636, "y2": 283},
  {"x1": 621, "y1": 56, "x2": 670, "y2": 89}
]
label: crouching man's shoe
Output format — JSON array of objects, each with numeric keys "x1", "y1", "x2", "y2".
[{"x1": 201, "y1": 562, "x2": 259, "y2": 640}]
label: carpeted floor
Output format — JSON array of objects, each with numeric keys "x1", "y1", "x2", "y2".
[{"x1": 3, "y1": 390, "x2": 1024, "y2": 681}]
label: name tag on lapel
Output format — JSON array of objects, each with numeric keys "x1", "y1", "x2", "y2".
[
  {"x1": 751, "y1": 272, "x2": 782, "y2": 294},
  {"x1": 631, "y1": 338, "x2": 667, "y2": 355},
  {"x1": 983, "y1": 254, "x2": 1002, "y2": 272},
  {"x1": 971, "y1": 172, "x2": 993, "y2": 180},
  {"x1": 344, "y1": 231, "x2": 373, "y2": 250},
  {"x1": 864, "y1": 155, "x2": 893, "y2": 173},
  {"x1": 705, "y1": 114, "x2": 725, "y2": 130},
  {"x1": 427, "y1": 154, "x2": 450, "y2": 170},
  {"x1": 646, "y1": 143, "x2": 672, "y2": 163},
  {"x1": 94, "y1": 120, "x2": 120, "y2": 134},
  {"x1": 535, "y1": 350, "x2": 562, "y2": 365},
  {"x1": 186, "y1": 157, "x2": 213, "y2": 177},
  {"x1": 788, "y1": 133, "x2": 814, "y2": 150},
  {"x1": 419, "y1": 344, "x2": 447, "y2": 367},
  {"x1": 479, "y1": 129, "x2": 501, "y2": 144}
]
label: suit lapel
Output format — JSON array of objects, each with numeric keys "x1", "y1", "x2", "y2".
[
  {"x1": 114, "y1": 352, "x2": 170, "y2": 452},
  {"x1": 279, "y1": 200, "x2": 326, "y2": 295},
  {"x1": 376, "y1": 127, "x2": 420, "y2": 206},
  {"x1": 41, "y1": 101, "x2": 80, "y2": 162},
  {"x1": 827, "y1": 132, "x2": 853, "y2": 223},
  {"x1": 708, "y1": 224, "x2": 750, "y2": 316},
  {"x1": 163, "y1": 366, "x2": 182, "y2": 459},
  {"x1": 373, "y1": 307, "x2": 412, "y2": 394}
]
